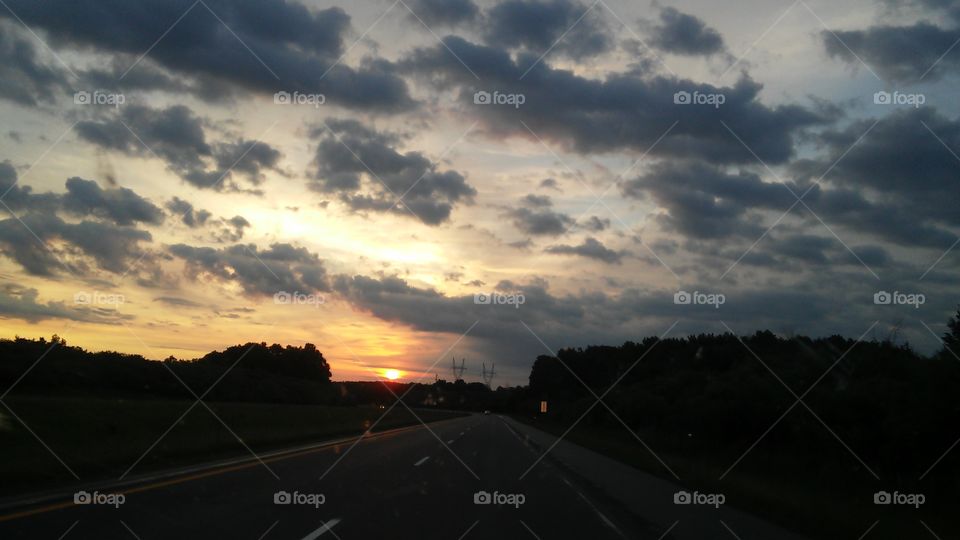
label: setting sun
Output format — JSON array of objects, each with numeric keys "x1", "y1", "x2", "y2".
[{"x1": 384, "y1": 369, "x2": 401, "y2": 380}]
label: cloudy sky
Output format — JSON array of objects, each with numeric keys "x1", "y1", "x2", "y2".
[{"x1": 0, "y1": 0, "x2": 958, "y2": 385}]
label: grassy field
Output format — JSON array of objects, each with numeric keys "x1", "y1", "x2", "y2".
[
  {"x1": 514, "y1": 416, "x2": 950, "y2": 540},
  {"x1": 0, "y1": 395, "x2": 464, "y2": 498}
]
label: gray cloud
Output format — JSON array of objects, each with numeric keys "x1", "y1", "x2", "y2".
[
  {"x1": 0, "y1": 23, "x2": 70, "y2": 107},
  {"x1": 407, "y1": 0, "x2": 479, "y2": 26},
  {"x1": 824, "y1": 19, "x2": 960, "y2": 82},
  {"x1": 0, "y1": 212, "x2": 151, "y2": 275},
  {"x1": 648, "y1": 7, "x2": 726, "y2": 56},
  {"x1": 310, "y1": 119, "x2": 476, "y2": 225},
  {"x1": 75, "y1": 105, "x2": 283, "y2": 191},
  {"x1": 168, "y1": 242, "x2": 330, "y2": 296},
  {"x1": 0, "y1": 0, "x2": 414, "y2": 111},
  {"x1": 622, "y1": 160, "x2": 792, "y2": 239},
  {"x1": 482, "y1": 0, "x2": 613, "y2": 60},
  {"x1": 62, "y1": 177, "x2": 164, "y2": 226},
  {"x1": 545, "y1": 237, "x2": 627, "y2": 264},
  {"x1": 403, "y1": 37, "x2": 826, "y2": 164},
  {"x1": 0, "y1": 285, "x2": 133, "y2": 323},
  {"x1": 166, "y1": 197, "x2": 212, "y2": 228},
  {"x1": 505, "y1": 195, "x2": 574, "y2": 236}
]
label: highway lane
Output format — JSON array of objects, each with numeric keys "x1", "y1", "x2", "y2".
[{"x1": 0, "y1": 414, "x2": 644, "y2": 539}]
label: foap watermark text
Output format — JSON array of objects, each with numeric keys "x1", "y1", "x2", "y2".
[{"x1": 674, "y1": 290, "x2": 725, "y2": 309}]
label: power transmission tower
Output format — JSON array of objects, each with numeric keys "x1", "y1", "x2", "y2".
[
  {"x1": 482, "y1": 362, "x2": 496, "y2": 388},
  {"x1": 451, "y1": 356, "x2": 466, "y2": 381}
]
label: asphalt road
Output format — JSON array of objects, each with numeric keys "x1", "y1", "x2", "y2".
[{"x1": 0, "y1": 414, "x2": 651, "y2": 539}]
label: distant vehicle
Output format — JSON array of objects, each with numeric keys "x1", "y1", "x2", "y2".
[{"x1": 483, "y1": 410, "x2": 491, "y2": 415}]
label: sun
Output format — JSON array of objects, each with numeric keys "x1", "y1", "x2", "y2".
[{"x1": 384, "y1": 369, "x2": 401, "y2": 380}]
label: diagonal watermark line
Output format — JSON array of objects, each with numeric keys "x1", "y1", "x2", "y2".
[
  {"x1": 858, "y1": 520, "x2": 879, "y2": 539},
  {"x1": 119, "y1": 337, "x2": 276, "y2": 479},
  {"x1": 520, "y1": 0, "x2": 601, "y2": 79},
  {"x1": 720, "y1": 120, "x2": 799, "y2": 199},
  {"x1": 717, "y1": 0, "x2": 800, "y2": 82},
  {"x1": 458, "y1": 520, "x2": 480, "y2": 540},
  {"x1": 657, "y1": 521, "x2": 679, "y2": 540},
  {"x1": 57, "y1": 520, "x2": 80, "y2": 540},
  {"x1": 718, "y1": 321, "x2": 880, "y2": 479},
  {"x1": 920, "y1": 236, "x2": 960, "y2": 280},
  {"x1": 0, "y1": 398, "x2": 79, "y2": 479},
  {"x1": 919, "y1": 320, "x2": 959, "y2": 363},
  {"x1": 921, "y1": 521, "x2": 943, "y2": 540},
  {"x1": 318, "y1": 320, "x2": 480, "y2": 481},
  {"x1": 394, "y1": 395, "x2": 480, "y2": 479},
  {"x1": 0, "y1": 199, "x2": 71, "y2": 272},
  {"x1": 920, "y1": 433, "x2": 960, "y2": 480},
  {"x1": 0, "y1": 121, "x2": 79, "y2": 203},
  {"x1": 115, "y1": 121, "x2": 278, "y2": 282},
  {"x1": 920, "y1": 35, "x2": 960, "y2": 81},
  {"x1": 720, "y1": 118, "x2": 881, "y2": 279},
  {"x1": 120, "y1": 0, "x2": 201, "y2": 79},
  {"x1": 121, "y1": 520, "x2": 141, "y2": 539},
  {"x1": 319, "y1": 0, "x2": 399, "y2": 81},
  {"x1": 518, "y1": 320, "x2": 680, "y2": 480},
  {"x1": 331, "y1": 332, "x2": 480, "y2": 480},
  {"x1": 0, "y1": 0, "x2": 80, "y2": 79},
  {"x1": 596, "y1": 0, "x2": 675, "y2": 76},
  {"x1": 921, "y1": 119, "x2": 960, "y2": 164},
  {"x1": 199, "y1": 0, "x2": 280, "y2": 80},
  {"x1": 519, "y1": 520, "x2": 541, "y2": 539},
  {"x1": 388, "y1": 120, "x2": 478, "y2": 214},
  {"x1": 400, "y1": 0, "x2": 480, "y2": 80},
  {"x1": 243, "y1": 244, "x2": 282, "y2": 283},
  {"x1": 258, "y1": 521, "x2": 280, "y2": 540},
  {"x1": 1, "y1": 321, "x2": 76, "y2": 399},
  {"x1": 317, "y1": 120, "x2": 427, "y2": 225},
  {"x1": 798, "y1": 199, "x2": 879, "y2": 279},
  {"x1": 800, "y1": 0, "x2": 882, "y2": 82},
  {"x1": 720, "y1": 520, "x2": 742, "y2": 539},
  {"x1": 519, "y1": 120, "x2": 680, "y2": 280}
]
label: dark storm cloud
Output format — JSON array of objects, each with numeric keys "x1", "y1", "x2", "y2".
[
  {"x1": 0, "y1": 0, "x2": 414, "y2": 111},
  {"x1": 62, "y1": 177, "x2": 164, "y2": 226},
  {"x1": 545, "y1": 237, "x2": 627, "y2": 264},
  {"x1": 0, "y1": 23, "x2": 70, "y2": 106},
  {"x1": 647, "y1": 7, "x2": 726, "y2": 56},
  {"x1": 309, "y1": 120, "x2": 476, "y2": 225},
  {"x1": 482, "y1": 0, "x2": 613, "y2": 60},
  {"x1": 504, "y1": 195, "x2": 574, "y2": 236},
  {"x1": 75, "y1": 105, "x2": 283, "y2": 191},
  {"x1": 402, "y1": 37, "x2": 826, "y2": 164},
  {"x1": 407, "y1": 0, "x2": 480, "y2": 26},
  {"x1": 168, "y1": 243, "x2": 330, "y2": 296}
]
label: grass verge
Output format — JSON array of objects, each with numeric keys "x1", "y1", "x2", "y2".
[
  {"x1": 0, "y1": 395, "x2": 464, "y2": 498},
  {"x1": 513, "y1": 415, "x2": 950, "y2": 540}
]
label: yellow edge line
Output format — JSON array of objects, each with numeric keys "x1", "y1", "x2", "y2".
[{"x1": 0, "y1": 422, "x2": 435, "y2": 523}]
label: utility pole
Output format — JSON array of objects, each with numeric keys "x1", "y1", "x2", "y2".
[
  {"x1": 451, "y1": 356, "x2": 466, "y2": 381},
  {"x1": 482, "y1": 362, "x2": 496, "y2": 388}
]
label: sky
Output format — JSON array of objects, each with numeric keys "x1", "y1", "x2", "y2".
[{"x1": 0, "y1": 0, "x2": 958, "y2": 386}]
